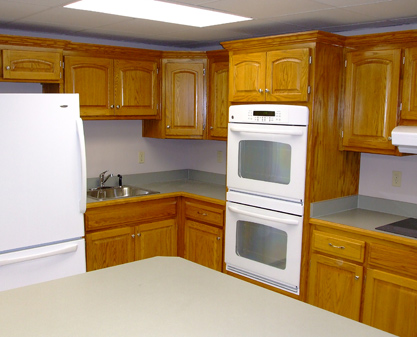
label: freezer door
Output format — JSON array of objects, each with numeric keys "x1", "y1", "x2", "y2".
[
  {"x1": 0, "y1": 239, "x2": 86, "y2": 292},
  {"x1": 0, "y1": 94, "x2": 86, "y2": 252}
]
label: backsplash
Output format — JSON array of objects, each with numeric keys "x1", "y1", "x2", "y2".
[{"x1": 359, "y1": 153, "x2": 417, "y2": 204}]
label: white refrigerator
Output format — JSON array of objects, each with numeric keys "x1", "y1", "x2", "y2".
[{"x1": 0, "y1": 94, "x2": 87, "y2": 292}]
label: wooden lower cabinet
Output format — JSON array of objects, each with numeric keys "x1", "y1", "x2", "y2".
[
  {"x1": 184, "y1": 220, "x2": 223, "y2": 272},
  {"x1": 308, "y1": 220, "x2": 417, "y2": 337},
  {"x1": 307, "y1": 253, "x2": 363, "y2": 321},
  {"x1": 363, "y1": 270, "x2": 417, "y2": 337}
]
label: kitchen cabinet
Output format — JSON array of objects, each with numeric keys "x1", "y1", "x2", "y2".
[
  {"x1": 183, "y1": 198, "x2": 224, "y2": 272},
  {"x1": 143, "y1": 56, "x2": 206, "y2": 139},
  {"x1": 64, "y1": 56, "x2": 159, "y2": 119},
  {"x1": 307, "y1": 231, "x2": 365, "y2": 321},
  {"x1": 1, "y1": 49, "x2": 62, "y2": 81},
  {"x1": 342, "y1": 48, "x2": 401, "y2": 154},
  {"x1": 308, "y1": 219, "x2": 417, "y2": 337},
  {"x1": 85, "y1": 197, "x2": 177, "y2": 271},
  {"x1": 401, "y1": 47, "x2": 417, "y2": 121},
  {"x1": 207, "y1": 50, "x2": 229, "y2": 140},
  {"x1": 228, "y1": 48, "x2": 310, "y2": 102}
]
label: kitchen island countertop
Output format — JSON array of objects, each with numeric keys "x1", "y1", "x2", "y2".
[{"x1": 0, "y1": 256, "x2": 394, "y2": 337}]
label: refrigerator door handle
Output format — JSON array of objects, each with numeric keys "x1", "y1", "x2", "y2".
[
  {"x1": 0, "y1": 244, "x2": 78, "y2": 267},
  {"x1": 76, "y1": 118, "x2": 87, "y2": 214}
]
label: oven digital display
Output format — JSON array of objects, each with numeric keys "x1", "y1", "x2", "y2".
[{"x1": 253, "y1": 110, "x2": 275, "y2": 117}]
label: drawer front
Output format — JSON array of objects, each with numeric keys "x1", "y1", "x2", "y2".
[
  {"x1": 185, "y1": 201, "x2": 224, "y2": 227},
  {"x1": 312, "y1": 231, "x2": 365, "y2": 262},
  {"x1": 85, "y1": 198, "x2": 177, "y2": 231},
  {"x1": 369, "y1": 243, "x2": 417, "y2": 277}
]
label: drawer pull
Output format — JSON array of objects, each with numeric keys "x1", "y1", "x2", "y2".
[
  {"x1": 328, "y1": 242, "x2": 345, "y2": 249},
  {"x1": 198, "y1": 211, "x2": 208, "y2": 216}
]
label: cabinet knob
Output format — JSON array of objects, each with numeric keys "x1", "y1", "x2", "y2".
[
  {"x1": 131, "y1": 234, "x2": 135, "y2": 238},
  {"x1": 355, "y1": 276, "x2": 360, "y2": 280},
  {"x1": 116, "y1": 105, "x2": 120, "y2": 109},
  {"x1": 6, "y1": 65, "x2": 10, "y2": 70},
  {"x1": 217, "y1": 237, "x2": 221, "y2": 241},
  {"x1": 388, "y1": 136, "x2": 392, "y2": 141},
  {"x1": 137, "y1": 233, "x2": 141, "y2": 237},
  {"x1": 265, "y1": 88, "x2": 270, "y2": 93},
  {"x1": 110, "y1": 105, "x2": 115, "y2": 109},
  {"x1": 166, "y1": 125, "x2": 170, "y2": 129},
  {"x1": 210, "y1": 126, "x2": 214, "y2": 130},
  {"x1": 258, "y1": 88, "x2": 263, "y2": 93}
]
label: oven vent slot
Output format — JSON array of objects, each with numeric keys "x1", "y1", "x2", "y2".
[{"x1": 226, "y1": 264, "x2": 299, "y2": 294}]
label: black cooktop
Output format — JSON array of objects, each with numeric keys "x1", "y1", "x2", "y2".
[{"x1": 376, "y1": 218, "x2": 417, "y2": 239}]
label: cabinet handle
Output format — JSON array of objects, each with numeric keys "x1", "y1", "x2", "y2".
[
  {"x1": 355, "y1": 276, "x2": 360, "y2": 280},
  {"x1": 116, "y1": 105, "x2": 120, "y2": 109},
  {"x1": 258, "y1": 88, "x2": 263, "y2": 93},
  {"x1": 6, "y1": 65, "x2": 10, "y2": 70},
  {"x1": 388, "y1": 136, "x2": 392, "y2": 141},
  {"x1": 217, "y1": 237, "x2": 221, "y2": 241},
  {"x1": 131, "y1": 234, "x2": 135, "y2": 238},
  {"x1": 166, "y1": 125, "x2": 170, "y2": 129},
  {"x1": 110, "y1": 105, "x2": 115, "y2": 109},
  {"x1": 210, "y1": 126, "x2": 213, "y2": 130},
  {"x1": 328, "y1": 242, "x2": 345, "y2": 249},
  {"x1": 198, "y1": 211, "x2": 208, "y2": 216},
  {"x1": 137, "y1": 233, "x2": 141, "y2": 237},
  {"x1": 265, "y1": 88, "x2": 270, "y2": 93}
]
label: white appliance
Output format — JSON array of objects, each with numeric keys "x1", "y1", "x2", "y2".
[
  {"x1": 225, "y1": 104, "x2": 309, "y2": 294},
  {"x1": 0, "y1": 94, "x2": 87, "y2": 292},
  {"x1": 391, "y1": 125, "x2": 417, "y2": 154}
]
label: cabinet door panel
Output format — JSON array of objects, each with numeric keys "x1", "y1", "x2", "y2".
[
  {"x1": 402, "y1": 47, "x2": 417, "y2": 120},
  {"x1": 363, "y1": 269, "x2": 417, "y2": 337},
  {"x1": 165, "y1": 61, "x2": 205, "y2": 137},
  {"x1": 64, "y1": 56, "x2": 114, "y2": 117},
  {"x1": 184, "y1": 220, "x2": 223, "y2": 272},
  {"x1": 307, "y1": 254, "x2": 363, "y2": 321},
  {"x1": 2, "y1": 50, "x2": 61, "y2": 81},
  {"x1": 229, "y1": 52, "x2": 265, "y2": 102},
  {"x1": 266, "y1": 48, "x2": 309, "y2": 102},
  {"x1": 114, "y1": 59, "x2": 158, "y2": 117},
  {"x1": 208, "y1": 61, "x2": 228, "y2": 140},
  {"x1": 343, "y1": 49, "x2": 400, "y2": 152},
  {"x1": 135, "y1": 219, "x2": 177, "y2": 260},
  {"x1": 86, "y1": 227, "x2": 135, "y2": 271}
]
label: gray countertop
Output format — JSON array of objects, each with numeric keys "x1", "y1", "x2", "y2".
[{"x1": 0, "y1": 257, "x2": 395, "y2": 337}]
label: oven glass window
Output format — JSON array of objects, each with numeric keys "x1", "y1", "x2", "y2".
[
  {"x1": 236, "y1": 220, "x2": 287, "y2": 270},
  {"x1": 238, "y1": 140, "x2": 291, "y2": 184}
]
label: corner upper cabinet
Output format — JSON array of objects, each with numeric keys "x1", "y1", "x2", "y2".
[
  {"x1": 143, "y1": 57, "x2": 206, "y2": 139},
  {"x1": 64, "y1": 56, "x2": 159, "y2": 119},
  {"x1": 401, "y1": 47, "x2": 417, "y2": 121},
  {"x1": 229, "y1": 48, "x2": 310, "y2": 102},
  {"x1": 2, "y1": 49, "x2": 62, "y2": 81},
  {"x1": 342, "y1": 49, "x2": 401, "y2": 154}
]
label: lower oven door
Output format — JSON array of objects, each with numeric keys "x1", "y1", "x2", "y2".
[{"x1": 225, "y1": 201, "x2": 303, "y2": 294}]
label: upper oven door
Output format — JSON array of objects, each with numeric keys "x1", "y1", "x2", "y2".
[{"x1": 227, "y1": 123, "x2": 308, "y2": 203}]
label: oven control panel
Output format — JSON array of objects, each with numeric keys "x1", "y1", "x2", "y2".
[{"x1": 229, "y1": 104, "x2": 309, "y2": 126}]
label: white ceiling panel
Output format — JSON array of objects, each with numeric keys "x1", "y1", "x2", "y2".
[{"x1": 0, "y1": 0, "x2": 416, "y2": 49}]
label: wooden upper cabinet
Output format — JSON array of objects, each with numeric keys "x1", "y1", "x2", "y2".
[
  {"x1": 2, "y1": 49, "x2": 62, "y2": 81},
  {"x1": 208, "y1": 60, "x2": 228, "y2": 140},
  {"x1": 342, "y1": 48, "x2": 401, "y2": 154},
  {"x1": 229, "y1": 48, "x2": 310, "y2": 102},
  {"x1": 64, "y1": 55, "x2": 159, "y2": 119},
  {"x1": 402, "y1": 47, "x2": 417, "y2": 121},
  {"x1": 164, "y1": 59, "x2": 206, "y2": 138},
  {"x1": 64, "y1": 56, "x2": 114, "y2": 117},
  {"x1": 114, "y1": 59, "x2": 158, "y2": 117}
]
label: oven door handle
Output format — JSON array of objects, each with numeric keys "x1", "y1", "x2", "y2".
[
  {"x1": 229, "y1": 125, "x2": 303, "y2": 136},
  {"x1": 228, "y1": 205, "x2": 299, "y2": 225}
]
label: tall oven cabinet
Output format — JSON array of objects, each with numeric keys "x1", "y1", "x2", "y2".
[{"x1": 222, "y1": 31, "x2": 361, "y2": 300}]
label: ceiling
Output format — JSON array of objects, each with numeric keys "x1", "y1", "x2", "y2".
[{"x1": 0, "y1": 0, "x2": 417, "y2": 49}]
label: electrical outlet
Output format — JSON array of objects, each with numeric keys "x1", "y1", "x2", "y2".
[
  {"x1": 392, "y1": 171, "x2": 402, "y2": 187},
  {"x1": 138, "y1": 151, "x2": 145, "y2": 164},
  {"x1": 217, "y1": 151, "x2": 223, "y2": 163}
]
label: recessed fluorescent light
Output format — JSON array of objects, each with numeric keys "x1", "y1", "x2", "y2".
[{"x1": 64, "y1": 0, "x2": 252, "y2": 28}]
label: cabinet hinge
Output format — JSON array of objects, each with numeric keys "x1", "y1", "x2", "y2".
[
  {"x1": 309, "y1": 56, "x2": 312, "y2": 64},
  {"x1": 344, "y1": 60, "x2": 347, "y2": 67},
  {"x1": 62, "y1": 61, "x2": 64, "y2": 69},
  {"x1": 400, "y1": 102, "x2": 403, "y2": 111},
  {"x1": 203, "y1": 68, "x2": 206, "y2": 76},
  {"x1": 341, "y1": 130, "x2": 344, "y2": 138},
  {"x1": 157, "y1": 67, "x2": 159, "y2": 74},
  {"x1": 307, "y1": 86, "x2": 311, "y2": 94},
  {"x1": 403, "y1": 56, "x2": 406, "y2": 65}
]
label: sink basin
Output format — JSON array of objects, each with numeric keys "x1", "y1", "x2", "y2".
[{"x1": 87, "y1": 185, "x2": 159, "y2": 201}]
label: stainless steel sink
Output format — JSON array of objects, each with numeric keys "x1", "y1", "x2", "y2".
[{"x1": 87, "y1": 185, "x2": 159, "y2": 200}]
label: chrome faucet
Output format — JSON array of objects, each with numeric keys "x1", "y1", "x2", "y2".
[{"x1": 99, "y1": 170, "x2": 113, "y2": 187}]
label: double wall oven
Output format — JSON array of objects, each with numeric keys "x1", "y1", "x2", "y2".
[{"x1": 225, "y1": 104, "x2": 309, "y2": 295}]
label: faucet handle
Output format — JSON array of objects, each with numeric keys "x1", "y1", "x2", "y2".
[{"x1": 99, "y1": 170, "x2": 108, "y2": 177}]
